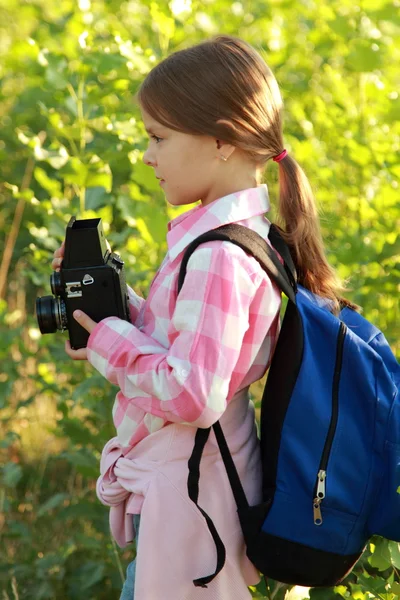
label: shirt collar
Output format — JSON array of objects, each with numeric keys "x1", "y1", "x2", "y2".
[{"x1": 166, "y1": 184, "x2": 270, "y2": 262}]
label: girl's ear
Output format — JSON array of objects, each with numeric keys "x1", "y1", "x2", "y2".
[
  {"x1": 216, "y1": 139, "x2": 236, "y2": 160},
  {"x1": 215, "y1": 118, "x2": 238, "y2": 160}
]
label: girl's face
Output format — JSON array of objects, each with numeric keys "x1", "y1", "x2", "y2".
[{"x1": 140, "y1": 107, "x2": 258, "y2": 207}]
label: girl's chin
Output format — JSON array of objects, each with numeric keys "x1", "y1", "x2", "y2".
[
  {"x1": 164, "y1": 188, "x2": 200, "y2": 207},
  {"x1": 166, "y1": 197, "x2": 192, "y2": 207}
]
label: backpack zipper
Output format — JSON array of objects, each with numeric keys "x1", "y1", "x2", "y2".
[{"x1": 313, "y1": 321, "x2": 347, "y2": 525}]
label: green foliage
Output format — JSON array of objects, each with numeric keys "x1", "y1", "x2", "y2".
[{"x1": 0, "y1": 0, "x2": 399, "y2": 598}]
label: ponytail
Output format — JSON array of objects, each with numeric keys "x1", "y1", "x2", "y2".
[{"x1": 275, "y1": 154, "x2": 356, "y2": 312}]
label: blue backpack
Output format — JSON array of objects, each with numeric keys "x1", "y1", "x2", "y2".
[{"x1": 178, "y1": 223, "x2": 400, "y2": 588}]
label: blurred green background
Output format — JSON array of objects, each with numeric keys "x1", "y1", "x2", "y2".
[{"x1": 0, "y1": 0, "x2": 399, "y2": 598}]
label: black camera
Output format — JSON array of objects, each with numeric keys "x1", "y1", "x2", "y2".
[{"x1": 36, "y1": 216, "x2": 131, "y2": 349}]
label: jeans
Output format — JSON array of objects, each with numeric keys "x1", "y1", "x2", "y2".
[{"x1": 119, "y1": 514, "x2": 140, "y2": 600}]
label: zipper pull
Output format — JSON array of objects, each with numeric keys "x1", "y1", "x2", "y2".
[
  {"x1": 316, "y1": 469, "x2": 326, "y2": 500},
  {"x1": 313, "y1": 497, "x2": 323, "y2": 525},
  {"x1": 313, "y1": 470, "x2": 326, "y2": 526}
]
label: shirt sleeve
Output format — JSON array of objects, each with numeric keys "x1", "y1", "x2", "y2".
[
  {"x1": 87, "y1": 242, "x2": 273, "y2": 428},
  {"x1": 127, "y1": 285, "x2": 145, "y2": 325}
]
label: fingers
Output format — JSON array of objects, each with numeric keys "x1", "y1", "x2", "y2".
[
  {"x1": 52, "y1": 240, "x2": 65, "y2": 271},
  {"x1": 64, "y1": 313, "x2": 96, "y2": 360},
  {"x1": 54, "y1": 240, "x2": 65, "y2": 258},
  {"x1": 52, "y1": 257, "x2": 63, "y2": 271},
  {"x1": 65, "y1": 339, "x2": 88, "y2": 360},
  {"x1": 73, "y1": 310, "x2": 97, "y2": 334}
]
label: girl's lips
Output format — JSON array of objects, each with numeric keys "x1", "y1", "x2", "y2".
[{"x1": 159, "y1": 179, "x2": 165, "y2": 186}]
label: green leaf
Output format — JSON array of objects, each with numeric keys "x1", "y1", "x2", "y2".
[
  {"x1": 328, "y1": 16, "x2": 356, "y2": 37},
  {"x1": 70, "y1": 561, "x2": 105, "y2": 591},
  {"x1": 332, "y1": 585, "x2": 348, "y2": 598},
  {"x1": 368, "y1": 538, "x2": 392, "y2": 571},
  {"x1": 34, "y1": 166, "x2": 63, "y2": 196},
  {"x1": 35, "y1": 579, "x2": 56, "y2": 599},
  {"x1": 357, "y1": 572, "x2": 389, "y2": 594},
  {"x1": 83, "y1": 51, "x2": 129, "y2": 76},
  {"x1": 135, "y1": 217, "x2": 154, "y2": 244},
  {"x1": 59, "y1": 157, "x2": 88, "y2": 185},
  {"x1": 0, "y1": 430, "x2": 20, "y2": 448},
  {"x1": 61, "y1": 448, "x2": 98, "y2": 476},
  {"x1": 6, "y1": 521, "x2": 32, "y2": 540},
  {"x1": 150, "y1": 1, "x2": 175, "y2": 46},
  {"x1": 391, "y1": 581, "x2": 400, "y2": 596},
  {"x1": 1, "y1": 462, "x2": 23, "y2": 487},
  {"x1": 388, "y1": 541, "x2": 400, "y2": 569},
  {"x1": 0, "y1": 380, "x2": 13, "y2": 408},
  {"x1": 59, "y1": 418, "x2": 97, "y2": 445},
  {"x1": 45, "y1": 56, "x2": 68, "y2": 90},
  {"x1": 86, "y1": 164, "x2": 112, "y2": 191},
  {"x1": 35, "y1": 551, "x2": 66, "y2": 572},
  {"x1": 116, "y1": 193, "x2": 136, "y2": 218},
  {"x1": 348, "y1": 582, "x2": 368, "y2": 600},
  {"x1": 85, "y1": 186, "x2": 109, "y2": 210},
  {"x1": 145, "y1": 208, "x2": 168, "y2": 245},
  {"x1": 37, "y1": 493, "x2": 69, "y2": 517},
  {"x1": 132, "y1": 159, "x2": 161, "y2": 193},
  {"x1": 309, "y1": 588, "x2": 341, "y2": 600},
  {"x1": 347, "y1": 40, "x2": 384, "y2": 72}
]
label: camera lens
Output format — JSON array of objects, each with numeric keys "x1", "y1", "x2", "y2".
[
  {"x1": 36, "y1": 296, "x2": 68, "y2": 334},
  {"x1": 50, "y1": 271, "x2": 63, "y2": 295}
]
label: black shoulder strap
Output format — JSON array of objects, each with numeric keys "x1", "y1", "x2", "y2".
[
  {"x1": 268, "y1": 224, "x2": 297, "y2": 290},
  {"x1": 181, "y1": 223, "x2": 298, "y2": 587},
  {"x1": 187, "y1": 427, "x2": 227, "y2": 587},
  {"x1": 187, "y1": 423, "x2": 250, "y2": 587},
  {"x1": 178, "y1": 223, "x2": 296, "y2": 303}
]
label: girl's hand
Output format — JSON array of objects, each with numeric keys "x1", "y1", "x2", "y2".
[
  {"x1": 64, "y1": 310, "x2": 98, "y2": 361},
  {"x1": 52, "y1": 240, "x2": 65, "y2": 271}
]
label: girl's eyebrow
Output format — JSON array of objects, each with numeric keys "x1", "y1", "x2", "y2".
[
  {"x1": 144, "y1": 122, "x2": 168, "y2": 135},
  {"x1": 144, "y1": 124, "x2": 164, "y2": 134}
]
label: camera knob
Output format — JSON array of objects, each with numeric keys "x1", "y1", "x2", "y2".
[{"x1": 111, "y1": 255, "x2": 124, "y2": 267}]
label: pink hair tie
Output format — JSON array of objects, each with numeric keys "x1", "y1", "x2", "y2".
[{"x1": 273, "y1": 149, "x2": 287, "y2": 163}]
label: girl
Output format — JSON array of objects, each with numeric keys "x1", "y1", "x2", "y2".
[{"x1": 53, "y1": 35, "x2": 343, "y2": 599}]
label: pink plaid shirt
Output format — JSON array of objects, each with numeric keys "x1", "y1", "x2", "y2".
[
  {"x1": 87, "y1": 185, "x2": 280, "y2": 450},
  {"x1": 88, "y1": 185, "x2": 282, "y2": 599}
]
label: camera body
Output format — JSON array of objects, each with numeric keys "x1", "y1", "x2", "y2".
[{"x1": 36, "y1": 216, "x2": 131, "y2": 349}]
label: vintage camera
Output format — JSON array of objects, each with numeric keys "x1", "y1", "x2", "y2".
[{"x1": 36, "y1": 216, "x2": 131, "y2": 349}]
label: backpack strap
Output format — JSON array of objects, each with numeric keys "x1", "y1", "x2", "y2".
[
  {"x1": 180, "y1": 223, "x2": 297, "y2": 587},
  {"x1": 268, "y1": 224, "x2": 297, "y2": 291},
  {"x1": 178, "y1": 223, "x2": 296, "y2": 303},
  {"x1": 187, "y1": 427, "x2": 227, "y2": 587}
]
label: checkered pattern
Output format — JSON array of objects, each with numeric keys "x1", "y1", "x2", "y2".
[{"x1": 87, "y1": 185, "x2": 281, "y2": 451}]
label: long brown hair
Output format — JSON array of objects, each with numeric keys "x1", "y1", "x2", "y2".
[{"x1": 137, "y1": 35, "x2": 352, "y2": 310}]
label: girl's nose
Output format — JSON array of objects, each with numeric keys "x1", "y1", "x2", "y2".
[{"x1": 143, "y1": 148, "x2": 156, "y2": 167}]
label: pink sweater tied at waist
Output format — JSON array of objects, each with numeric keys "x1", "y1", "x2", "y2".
[{"x1": 96, "y1": 388, "x2": 262, "y2": 600}]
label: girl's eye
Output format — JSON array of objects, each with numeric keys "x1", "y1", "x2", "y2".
[{"x1": 151, "y1": 134, "x2": 163, "y2": 144}]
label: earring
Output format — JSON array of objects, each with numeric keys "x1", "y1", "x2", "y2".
[{"x1": 219, "y1": 154, "x2": 227, "y2": 161}]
